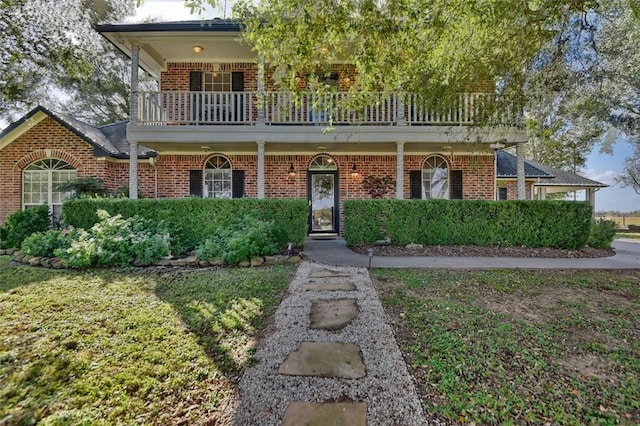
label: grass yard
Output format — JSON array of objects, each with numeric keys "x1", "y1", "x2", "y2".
[
  {"x1": 0, "y1": 256, "x2": 295, "y2": 425},
  {"x1": 373, "y1": 269, "x2": 640, "y2": 425},
  {"x1": 617, "y1": 232, "x2": 640, "y2": 240}
]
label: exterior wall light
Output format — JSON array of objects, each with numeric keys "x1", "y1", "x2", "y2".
[
  {"x1": 193, "y1": 45, "x2": 204, "y2": 54},
  {"x1": 351, "y1": 163, "x2": 359, "y2": 177},
  {"x1": 288, "y1": 163, "x2": 296, "y2": 177}
]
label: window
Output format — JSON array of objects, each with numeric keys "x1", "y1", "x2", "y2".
[
  {"x1": 204, "y1": 155, "x2": 232, "y2": 198},
  {"x1": 498, "y1": 187, "x2": 508, "y2": 200},
  {"x1": 23, "y1": 159, "x2": 77, "y2": 221},
  {"x1": 203, "y1": 72, "x2": 232, "y2": 92},
  {"x1": 309, "y1": 154, "x2": 338, "y2": 170},
  {"x1": 422, "y1": 155, "x2": 449, "y2": 199}
]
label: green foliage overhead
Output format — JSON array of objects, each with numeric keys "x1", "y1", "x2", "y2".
[
  {"x1": 344, "y1": 199, "x2": 593, "y2": 249},
  {"x1": 62, "y1": 198, "x2": 308, "y2": 255},
  {"x1": 234, "y1": 0, "x2": 597, "y2": 109}
]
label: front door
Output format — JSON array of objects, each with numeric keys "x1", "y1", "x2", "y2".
[{"x1": 308, "y1": 171, "x2": 339, "y2": 234}]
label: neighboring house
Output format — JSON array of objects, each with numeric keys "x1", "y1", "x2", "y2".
[
  {"x1": 0, "y1": 19, "x2": 604, "y2": 233},
  {"x1": 495, "y1": 151, "x2": 607, "y2": 205}
]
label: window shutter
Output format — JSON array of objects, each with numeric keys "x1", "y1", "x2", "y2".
[
  {"x1": 189, "y1": 170, "x2": 203, "y2": 197},
  {"x1": 232, "y1": 170, "x2": 245, "y2": 198},
  {"x1": 450, "y1": 170, "x2": 463, "y2": 199},
  {"x1": 231, "y1": 72, "x2": 244, "y2": 92},
  {"x1": 189, "y1": 71, "x2": 202, "y2": 91},
  {"x1": 409, "y1": 170, "x2": 422, "y2": 199}
]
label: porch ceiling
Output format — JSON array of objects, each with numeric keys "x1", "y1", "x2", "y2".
[{"x1": 100, "y1": 31, "x2": 253, "y2": 77}]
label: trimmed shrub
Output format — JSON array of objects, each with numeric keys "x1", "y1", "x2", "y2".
[
  {"x1": 0, "y1": 206, "x2": 50, "y2": 249},
  {"x1": 62, "y1": 198, "x2": 308, "y2": 255},
  {"x1": 344, "y1": 199, "x2": 593, "y2": 249},
  {"x1": 21, "y1": 229, "x2": 72, "y2": 258},
  {"x1": 197, "y1": 214, "x2": 279, "y2": 264},
  {"x1": 588, "y1": 219, "x2": 617, "y2": 249},
  {"x1": 56, "y1": 210, "x2": 170, "y2": 268}
]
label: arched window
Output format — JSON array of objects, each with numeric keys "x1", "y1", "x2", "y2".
[
  {"x1": 422, "y1": 155, "x2": 449, "y2": 199},
  {"x1": 204, "y1": 155, "x2": 232, "y2": 198},
  {"x1": 309, "y1": 154, "x2": 338, "y2": 170},
  {"x1": 23, "y1": 159, "x2": 77, "y2": 220}
]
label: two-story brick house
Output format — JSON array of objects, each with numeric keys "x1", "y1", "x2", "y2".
[{"x1": 4, "y1": 19, "x2": 594, "y2": 234}]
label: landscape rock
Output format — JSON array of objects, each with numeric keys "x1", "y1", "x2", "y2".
[
  {"x1": 238, "y1": 260, "x2": 251, "y2": 267},
  {"x1": 28, "y1": 257, "x2": 42, "y2": 266},
  {"x1": 264, "y1": 255, "x2": 281, "y2": 265},
  {"x1": 210, "y1": 258, "x2": 223, "y2": 266},
  {"x1": 12, "y1": 252, "x2": 25, "y2": 263},
  {"x1": 185, "y1": 255, "x2": 198, "y2": 265},
  {"x1": 169, "y1": 259, "x2": 187, "y2": 267},
  {"x1": 23, "y1": 255, "x2": 35, "y2": 264},
  {"x1": 39, "y1": 258, "x2": 51, "y2": 268},
  {"x1": 6, "y1": 248, "x2": 17, "y2": 255},
  {"x1": 50, "y1": 258, "x2": 64, "y2": 269},
  {"x1": 374, "y1": 238, "x2": 392, "y2": 246},
  {"x1": 405, "y1": 243, "x2": 424, "y2": 250},
  {"x1": 287, "y1": 255, "x2": 302, "y2": 264},
  {"x1": 250, "y1": 257, "x2": 265, "y2": 267},
  {"x1": 0, "y1": 249, "x2": 5, "y2": 255},
  {"x1": 155, "y1": 259, "x2": 171, "y2": 266},
  {"x1": 198, "y1": 260, "x2": 210, "y2": 267}
]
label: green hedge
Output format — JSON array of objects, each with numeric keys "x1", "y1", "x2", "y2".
[
  {"x1": 62, "y1": 198, "x2": 308, "y2": 254},
  {"x1": 344, "y1": 199, "x2": 593, "y2": 249}
]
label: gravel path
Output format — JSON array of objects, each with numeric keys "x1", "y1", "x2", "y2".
[{"x1": 230, "y1": 261, "x2": 429, "y2": 425}]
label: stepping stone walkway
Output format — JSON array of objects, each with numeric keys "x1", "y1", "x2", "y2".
[{"x1": 230, "y1": 261, "x2": 427, "y2": 425}]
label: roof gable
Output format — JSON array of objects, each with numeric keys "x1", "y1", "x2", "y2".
[{"x1": 0, "y1": 106, "x2": 154, "y2": 159}]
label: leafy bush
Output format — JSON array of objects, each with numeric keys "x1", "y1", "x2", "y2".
[
  {"x1": 63, "y1": 198, "x2": 308, "y2": 255},
  {"x1": 197, "y1": 214, "x2": 279, "y2": 264},
  {"x1": 344, "y1": 199, "x2": 593, "y2": 249},
  {"x1": 56, "y1": 176, "x2": 108, "y2": 197},
  {"x1": 588, "y1": 219, "x2": 617, "y2": 249},
  {"x1": 0, "y1": 206, "x2": 50, "y2": 249},
  {"x1": 21, "y1": 229, "x2": 72, "y2": 258},
  {"x1": 56, "y1": 210, "x2": 170, "y2": 268}
]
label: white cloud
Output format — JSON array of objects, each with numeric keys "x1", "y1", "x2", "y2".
[{"x1": 584, "y1": 168, "x2": 618, "y2": 185}]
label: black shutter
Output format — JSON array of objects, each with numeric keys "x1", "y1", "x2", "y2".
[
  {"x1": 231, "y1": 72, "x2": 244, "y2": 91},
  {"x1": 189, "y1": 71, "x2": 202, "y2": 91},
  {"x1": 450, "y1": 170, "x2": 463, "y2": 199},
  {"x1": 409, "y1": 170, "x2": 422, "y2": 199},
  {"x1": 232, "y1": 170, "x2": 245, "y2": 198},
  {"x1": 189, "y1": 170, "x2": 203, "y2": 197},
  {"x1": 231, "y1": 72, "x2": 244, "y2": 122}
]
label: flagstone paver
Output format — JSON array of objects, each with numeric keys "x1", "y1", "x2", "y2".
[
  {"x1": 282, "y1": 402, "x2": 367, "y2": 426},
  {"x1": 309, "y1": 298, "x2": 359, "y2": 331},
  {"x1": 302, "y1": 282, "x2": 356, "y2": 291},
  {"x1": 278, "y1": 341, "x2": 366, "y2": 378},
  {"x1": 308, "y1": 267, "x2": 352, "y2": 278}
]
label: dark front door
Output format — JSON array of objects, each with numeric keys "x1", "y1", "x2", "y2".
[{"x1": 308, "y1": 171, "x2": 339, "y2": 234}]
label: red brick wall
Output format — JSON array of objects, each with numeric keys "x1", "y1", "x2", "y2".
[
  {"x1": 497, "y1": 180, "x2": 534, "y2": 200},
  {"x1": 0, "y1": 118, "x2": 158, "y2": 223},
  {"x1": 405, "y1": 154, "x2": 495, "y2": 200}
]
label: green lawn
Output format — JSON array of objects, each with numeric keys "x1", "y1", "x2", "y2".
[
  {"x1": 0, "y1": 256, "x2": 295, "y2": 425},
  {"x1": 373, "y1": 269, "x2": 640, "y2": 425},
  {"x1": 617, "y1": 232, "x2": 640, "y2": 240}
]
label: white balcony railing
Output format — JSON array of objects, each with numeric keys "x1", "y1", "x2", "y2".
[{"x1": 137, "y1": 91, "x2": 519, "y2": 126}]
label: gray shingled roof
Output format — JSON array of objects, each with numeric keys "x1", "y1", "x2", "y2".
[
  {"x1": 0, "y1": 106, "x2": 155, "y2": 159},
  {"x1": 527, "y1": 158, "x2": 608, "y2": 188},
  {"x1": 496, "y1": 150, "x2": 607, "y2": 188},
  {"x1": 496, "y1": 150, "x2": 550, "y2": 178}
]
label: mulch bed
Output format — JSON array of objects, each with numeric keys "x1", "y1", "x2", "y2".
[{"x1": 351, "y1": 244, "x2": 615, "y2": 258}]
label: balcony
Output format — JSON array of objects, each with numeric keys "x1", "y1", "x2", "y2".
[{"x1": 136, "y1": 91, "x2": 520, "y2": 127}]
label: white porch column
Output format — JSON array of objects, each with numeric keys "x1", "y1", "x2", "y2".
[
  {"x1": 396, "y1": 93, "x2": 407, "y2": 126},
  {"x1": 587, "y1": 188, "x2": 596, "y2": 212},
  {"x1": 539, "y1": 186, "x2": 547, "y2": 200},
  {"x1": 129, "y1": 44, "x2": 140, "y2": 199},
  {"x1": 257, "y1": 141, "x2": 265, "y2": 199},
  {"x1": 396, "y1": 141, "x2": 405, "y2": 199},
  {"x1": 257, "y1": 54, "x2": 266, "y2": 125},
  {"x1": 516, "y1": 142, "x2": 525, "y2": 200}
]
